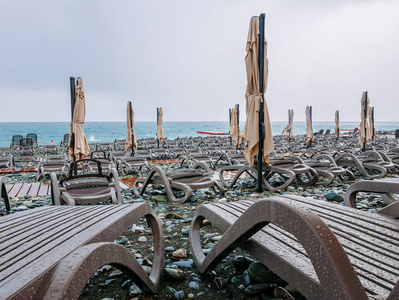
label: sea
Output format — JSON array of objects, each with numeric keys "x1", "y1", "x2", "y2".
[{"x1": 0, "y1": 121, "x2": 398, "y2": 147}]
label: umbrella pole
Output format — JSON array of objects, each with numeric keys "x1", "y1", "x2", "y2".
[
  {"x1": 157, "y1": 107, "x2": 159, "y2": 148},
  {"x1": 69, "y1": 77, "x2": 77, "y2": 175},
  {"x1": 372, "y1": 107, "x2": 375, "y2": 141},
  {"x1": 236, "y1": 104, "x2": 240, "y2": 150},
  {"x1": 337, "y1": 111, "x2": 339, "y2": 141},
  {"x1": 257, "y1": 13, "x2": 265, "y2": 193},
  {"x1": 309, "y1": 106, "x2": 313, "y2": 148},
  {"x1": 130, "y1": 101, "x2": 135, "y2": 156},
  {"x1": 287, "y1": 109, "x2": 291, "y2": 143},
  {"x1": 229, "y1": 108, "x2": 232, "y2": 145},
  {"x1": 362, "y1": 91, "x2": 368, "y2": 151}
]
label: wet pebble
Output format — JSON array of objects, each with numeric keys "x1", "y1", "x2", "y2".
[
  {"x1": 244, "y1": 283, "x2": 277, "y2": 295},
  {"x1": 164, "y1": 267, "x2": 186, "y2": 281},
  {"x1": 248, "y1": 261, "x2": 279, "y2": 283},
  {"x1": 188, "y1": 281, "x2": 200, "y2": 289},
  {"x1": 172, "y1": 248, "x2": 187, "y2": 259},
  {"x1": 129, "y1": 284, "x2": 142, "y2": 296},
  {"x1": 274, "y1": 286, "x2": 295, "y2": 300}
]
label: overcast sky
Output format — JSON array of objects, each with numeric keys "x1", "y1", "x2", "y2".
[{"x1": 1, "y1": 0, "x2": 398, "y2": 123}]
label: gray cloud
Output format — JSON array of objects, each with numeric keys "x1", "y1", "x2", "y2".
[{"x1": 0, "y1": 0, "x2": 398, "y2": 122}]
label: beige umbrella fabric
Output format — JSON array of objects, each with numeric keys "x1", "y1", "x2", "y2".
[
  {"x1": 367, "y1": 106, "x2": 375, "y2": 141},
  {"x1": 288, "y1": 109, "x2": 295, "y2": 140},
  {"x1": 68, "y1": 77, "x2": 90, "y2": 160},
  {"x1": 229, "y1": 104, "x2": 242, "y2": 147},
  {"x1": 335, "y1": 110, "x2": 340, "y2": 138},
  {"x1": 305, "y1": 106, "x2": 314, "y2": 144},
  {"x1": 242, "y1": 16, "x2": 274, "y2": 167},
  {"x1": 125, "y1": 102, "x2": 137, "y2": 151},
  {"x1": 359, "y1": 92, "x2": 372, "y2": 146},
  {"x1": 157, "y1": 107, "x2": 165, "y2": 143}
]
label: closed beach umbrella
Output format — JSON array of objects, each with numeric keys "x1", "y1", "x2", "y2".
[
  {"x1": 288, "y1": 109, "x2": 295, "y2": 140},
  {"x1": 157, "y1": 107, "x2": 165, "y2": 144},
  {"x1": 359, "y1": 92, "x2": 371, "y2": 148},
  {"x1": 305, "y1": 106, "x2": 314, "y2": 145},
  {"x1": 242, "y1": 16, "x2": 274, "y2": 167},
  {"x1": 335, "y1": 110, "x2": 340, "y2": 138},
  {"x1": 230, "y1": 104, "x2": 242, "y2": 147},
  {"x1": 125, "y1": 101, "x2": 137, "y2": 153},
  {"x1": 68, "y1": 77, "x2": 90, "y2": 160}
]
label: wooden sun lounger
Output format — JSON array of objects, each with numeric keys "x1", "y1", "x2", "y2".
[
  {"x1": 0, "y1": 203, "x2": 164, "y2": 299},
  {"x1": 190, "y1": 195, "x2": 399, "y2": 300}
]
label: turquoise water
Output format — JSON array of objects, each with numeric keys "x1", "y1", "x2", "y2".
[{"x1": 0, "y1": 121, "x2": 398, "y2": 147}]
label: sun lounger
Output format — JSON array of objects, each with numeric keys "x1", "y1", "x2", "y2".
[
  {"x1": 345, "y1": 180, "x2": 399, "y2": 218},
  {"x1": 190, "y1": 195, "x2": 399, "y2": 300},
  {"x1": 335, "y1": 151, "x2": 396, "y2": 179},
  {"x1": 26, "y1": 133, "x2": 38, "y2": 146},
  {"x1": 10, "y1": 135, "x2": 23, "y2": 149},
  {"x1": 18, "y1": 138, "x2": 35, "y2": 156},
  {"x1": 51, "y1": 159, "x2": 122, "y2": 205},
  {"x1": 60, "y1": 133, "x2": 69, "y2": 147},
  {"x1": 0, "y1": 203, "x2": 164, "y2": 298},
  {"x1": 0, "y1": 156, "x2": 13, "y2": 169},
  {"x1": 218, "y1": 161, "x2": 296, "y2": 192},
  {"x1": 118, "y1": 156, "x2": 149, "y2": 176},
  {"x1": 86, "y1": 151, "x2": 114, "y2": 173},
  {"x1": 40, "y1": 144, "x2": 58, "y2": 155},
  {"x1": 133, "y1": 162, "x2": 224, "y2": 203},
  {"x1": 301, "y1": 154, "x2": 355, "y2": 186},
  {"x1": 37, "y1": 155, "x2": 69, "y2": 180}
]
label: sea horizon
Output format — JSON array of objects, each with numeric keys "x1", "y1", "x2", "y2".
[{"x1": 1, "y1": 121, "x2": 398, "y2": 147}]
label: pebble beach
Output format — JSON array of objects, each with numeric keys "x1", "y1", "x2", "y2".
[{"x1": 1, "y1": 130, "x2": 399, "y2": 300}]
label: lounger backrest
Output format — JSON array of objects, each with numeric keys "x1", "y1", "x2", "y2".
[
  {"x1": 20, "y1": 138, "x2": 33, "y2": 147},
  {"x1": 27, "y1": 133, "x2": 37, "y2": 143},
  {"x1": 12, "y1": 135, "x2": 23, "y2": 145}
]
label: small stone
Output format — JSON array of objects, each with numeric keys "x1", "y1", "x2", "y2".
[
  {"x1": 274, "y1": 286, "x2": 295, "y2": 300},
  {"x1": 138, "y1": 236, "x2": 147, "y2": 242},
  {"x1": 171, "y1": 259, "x2": 195, "y2": 268},
  {"x1": 233, "y1": 256, "x2": 255, "y2": 272},
  {"x1": 164, "y1": 267, "x2": 186, "y2": 281},
  {"x1": 203, "y1": 233, "x2": 215, "y2": 239},
  {"x1": 325, "y1": 192, "x2": 344, "y2": 202},
  {"x1": 153, "y1": 195, "x2": 169, "y2": 202},
  {"x1": 248, "y1": 261, "x2": 279, "y2": 283},
  {"x1": 121, "y1": 279, "x2": 131, "y2": 288},
  {"x1": 108, "y1": 270, "x2": 123, "y2": 278},
  {"x1": 174, "y1": 290, "x2": 185, "y2": 299},
  {"x1": 165, "y1": 246, "x2": 175, "y2": 252},
  {"x1": 189, "y1": 281, "x2": 200, "y2": 289},
  {"x1": 211, "y1": 235, "x2": 222, "y2": 241},
  {"x1": 172, "y1": 248, "x2": 187, "y2": 259},
  {"x1": 181, "y1": 228, "x2": 190, "y2": 235},
  {"x1": 100, "y1": 265, "x2": 113, "y2": 272},
  {"x1": 116, "y1": 236, "x2": 129, "y2": 244},
  {"x1": 129, "y1": 284, "x2": 143, "y2": 296},
  {"x1": 244, "y1": 283, "x2": 277, "y2": 295},
  {"x1": 202, "y1": 219, "x2": 211, "y2": 226},
  {"x1": 165, "y1": 286, "x2": 177, "y2": 295},
  {"x1": 188, "y1": 293, "x2": 195, "y2": 299}
]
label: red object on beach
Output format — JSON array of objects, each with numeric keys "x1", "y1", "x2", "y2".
[{"x1": 197, "y1": 131, "x2": 229, "y2": 136}]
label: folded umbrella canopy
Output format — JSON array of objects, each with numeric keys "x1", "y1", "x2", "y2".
[
  {"x1": 157, "y1": 107, "x2": 165, "y2": 144},
  {"x1": 242, "y1": 16, "x2": 274, "y2": 167},
  {"x1": 68, "y1": 77, "x2": 90, "y2": 160},
  {"x1": 229, "y1": 104, "x2": 242, "y2": 147},
  {"x1": 305, "y1": 106, "x2": 314, "y2": 145},
  {"x1": 288, "y1": 109, "x2": 295, "y2": 140},
  {"x1": 367, "y1": 106, "x2": 375, "y2": 141},
  {"x1": 125, "y1": 101, "x2": 137, "y2": 153},
  {"x1": 359, "y1": 92, "x2": 372, "y2": 149},
  {"x1": 335, "y1": 110, "x2": 340, "y2": 138}
]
